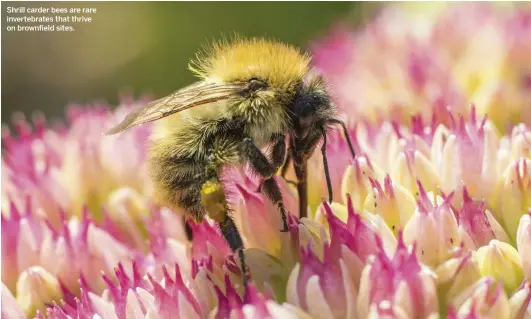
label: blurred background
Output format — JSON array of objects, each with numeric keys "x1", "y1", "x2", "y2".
[{"x1": 2, "y1": 2, "x2": 376, "y2": 122}]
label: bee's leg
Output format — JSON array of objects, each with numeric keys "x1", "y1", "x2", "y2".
[
  {"x1": 200, "y1": 162, "x2": 247, "y2": 287},
  {"x1": 270, "y1": 133, "x2": 287, "y2": 172},
  {"x1": 256, "y1": 133, "x2": 287, "y2": 192},
  {"x1": 291, "y1": 128, "x2": 334, "y2": 218},
  {"x1": 292, "y1": 150, "x2": 308, "y2": 219},
  {"x1": 262, "y1": 178, "x2": 290, "y2": 232},
  {"x1": 183, "y1": 216, "x2": 193, "y2": 241},
  {"x1": 280, "y1": 151, "x2": 292, "y2": 178},
  {"x1": 279, "y1": 149, "x2": 300, "y2": 188},
  {"x1": 320, "y1": 127, "x2": 333, "y2": 203},
  {"x1": 328, "y1": 118, "x2": 356, "y2": 159},
  {"x1": 241, "y1": 136, "x2": 290, "y2": 232}
]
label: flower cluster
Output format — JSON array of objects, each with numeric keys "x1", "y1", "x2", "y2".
[
  {"x1": 313, "y1": 3, "x2": 531, "y2": 133},
  {"x1": 2, "y1": 3, "x2": 531, "y2": 319}
]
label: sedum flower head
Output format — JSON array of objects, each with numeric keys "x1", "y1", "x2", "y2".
[
  {"x1": 3, "y1": 3, "x2": 531, "y2": 319},
  {"x1": 313, "y1": 3, "x2": 531, "y2": 132}
]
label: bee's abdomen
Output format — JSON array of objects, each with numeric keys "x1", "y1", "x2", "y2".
[
  {"x1": 148, "y1": 128, "x2": 243, "y2": 222},
  {"x1": 149, "y1": 152, "x2": 207, "y2": 220}
]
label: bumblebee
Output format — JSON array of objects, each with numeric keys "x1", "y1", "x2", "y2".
[{"x1": 105, "y1": 37, "x2": 355, "y2": 286}]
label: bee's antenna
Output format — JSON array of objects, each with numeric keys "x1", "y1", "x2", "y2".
[
  {"x1": 320, "y1": 127, "x2": 333, "y2": 203},
  {"x1": 329, "y1": 118, "x2": 356, "y2": 160}
]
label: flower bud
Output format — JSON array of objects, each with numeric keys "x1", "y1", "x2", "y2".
[
  {"x1": 357, "y1": 233, "x2": 438, "y2": 319},
  {"x1": 403, "y1": 182, "x2": 460, "y2": 267},
  {"x1": 233, "y1": 183, "x2": 281, "y2": 256},
  {"x1": 364, "y1": 175, "x2": 416, "y2": 235},
  {"x1": 516, "y1": 212, "x2": 531, "y2": 282},
  {"x1": 509, "y1": 281, "x2": 531, "y2": 319},
  {"x1": 452, "y1": 277, "x2": 510, "y2": 319},
  {"x1": 106, "y1": 187, "x2": 150, "y2": 250},
  {"x1": 391, "y1": 149, "x2": 441, "y2": 197},
  {"x1": 40, "y1": 212, "x2": 136, "y2": 293},
  {"x1": 457, "y1": 187, "x2": 509, "y2": 250},
  {"x1": 475, "y1": 239, "x2": 524, "y2": 295},
  {"x1": 341, "y1": 156, "x2": 385, "y2": 212},
  {"x1": 435, "y1": 248, "x2": 481, "y2": 307},
  {"x1": 16, "y1": 266, "x2": 62, "y2": 317},
  {"x1": 286, "y1": 244, "x2": 357, "y2": 319},
  {"x1": 498, "y1": 159, "x2": 531, "y2": 241}
]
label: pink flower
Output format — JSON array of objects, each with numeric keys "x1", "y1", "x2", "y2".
[
  {"x1": 1, "y1": 197, "x2": 139, "y2": 306},
  {"x1": 509, "y1": 281, "x2": 531, "y2": 319},
  {"x1": 457, "y1": 187, "x2": 509, "y2": 250},
  {"x1": 313, "y1": 3, "x2": 531, "y2": 131},
  {"x1": 2, "y1": 114, "x2": 70, "y2": 227},
  {"x1": 143, "y1": 209, "x2": 191, "y2": 282},
  {"x1": 517, "y1": 212, "x2": 531, "y2": 282},
  {"x1": 1, "y1": 200, "x2": 48, "y2": 293},
  {"x1": 188, "y1": 220, "x2": 241, "y2": 293},
  {"x1": 497, "y1": 158, "x2": 531, "y2": 242},
  {"x1": 357, "y1": 232, "x2": 439, "y2": 318},
  {"x1": 286, "y1": 243, "x2": 357, "y2": 319},
  {"x1": 437, "y1": 111, "x2": 499, "y2": 205},
  {"x1": 324, "y1": 198, "x2": 381, "y2": 261},
  {"x1": 475, "y1": 240, "x2": 524, "y2": 295},
  {"x1": 215, "y1": 277, "x2": 308, "y2": 319},
  {"x1": 2, "y1": 100, "x2": 153, "y2": 227},
  {"x1": 312, "y1": 7, "x2": 466, "y2": 126},
  {"x1": 226, "y1": 168, "x2": 297, "y2": 256},
  {"x1": 340, "y1": 154, "x2": 386, "y2": 212},
  {"x1": 403, "y1": 181, "x2": 460, "y2": 267},
  {"x1": 364, "y1": 175, "x2": 416, "y2": 236},
  {"x1": 450, "y1": 277, "x2": 510, "y2": 319},
  {"x1": 15, "y1": 266, "x2": 63, "y2": 317},
  {"x1": 435, "y1": 247, "x2": 482, "y2": 309},
  {"x1": 43, "y1": 263, "x2": 208, "y2": 319},
  {"x1": 2, "y1": 282, "x2": 25, "y2": 319},
  {"x1": 315, "y1": 197, "x2": 399, "y2": 302}
]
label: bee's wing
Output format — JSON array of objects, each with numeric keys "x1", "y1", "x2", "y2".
[{"x1": 104, "y1": 81, "x2": 248, "y2": 135}]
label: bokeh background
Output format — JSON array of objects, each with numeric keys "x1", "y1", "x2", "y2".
[{"x1": 2, "y1": 1, "x2": 376, "y2": 122}]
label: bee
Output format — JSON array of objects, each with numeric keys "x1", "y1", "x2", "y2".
[{"x1": 104, "y1": 37, "x2": 355, "y2": 286}]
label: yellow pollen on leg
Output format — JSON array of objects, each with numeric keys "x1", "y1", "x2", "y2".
[
  {"x1": 201, "y1": 179, "x2": 228, "y2": 222},
  {"x1": 202, "y1": 180, "x2": 222, "y2": 195}
]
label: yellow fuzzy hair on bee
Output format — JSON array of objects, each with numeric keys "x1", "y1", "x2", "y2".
[{"x1": 189, "y1": 36, "x2": 311, "y2": 87}]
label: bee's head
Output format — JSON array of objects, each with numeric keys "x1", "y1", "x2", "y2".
[{"x1": 287, "y1": 73, "x2": 334, "y2": 139}]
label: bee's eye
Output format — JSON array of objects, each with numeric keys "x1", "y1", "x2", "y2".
[{"x1": 248, "y1": 78, "x2": 267, "y2": 91}]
